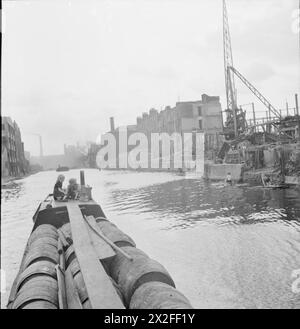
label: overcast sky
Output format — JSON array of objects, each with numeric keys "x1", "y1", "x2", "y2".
[{"x1": 2, "y1": 0, "x2": 299, "y2": 155}]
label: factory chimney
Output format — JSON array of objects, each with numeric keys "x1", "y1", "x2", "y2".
[
  {"x1": 110, "y1": 117, "x2": 115, "y2": 132},
  {"x1": 39, "y1": 135, "x2": 43, "y2": 157}
]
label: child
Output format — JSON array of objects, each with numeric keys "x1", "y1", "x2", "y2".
[
  {"x1": 53, "y1": 175, "x2": 66, "y2": 200},
  {"x1": 67, "y1": 178, "x2": 79, "y2": 200},
  {"x1": 225, "y1": 172, "x2": 232, "y2": 185}
]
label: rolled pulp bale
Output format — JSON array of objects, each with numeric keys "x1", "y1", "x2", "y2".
[
  {"x1": 29, "y1": 236, "x2": 58, "y2": 250},
  {"x1": 23, "y1": 244, "x2": 59, "y2": 268},
  {"x1": 130, "y1": 281, "x2": 193, "y2": 309},
  {"x1": 65, "y1": 245, "x2": 76, "y2": 267},
  {"x1": 22, "y1": 301, "x2": 58, "y2": 309},
  {"x1": 18, "y1": 276, "x2": 58, "y2": 293},
  {"x1": 60, "y1": 223, "x2": 72, "y2": 242},
  {"x1": 15, "y1": 276, "x2": 58, "y2": 309},
  {"x1": 109, "y1": 246, "x2": 175, "y2": 306},
  {"x1": 13, "y1": 284, "x2": 58, "y2": 309},
  {"x1": 67, "y1": 257, "x2": 81, "y2": 277},
  {"x1": 73, "y1": 270, "x2": 89, "y2": 304},
  {"x1": 96, "y1": 220, "x2": 136, "y2": 248},
  {"x1": 66, "y1": 257, "x2": 125, "y2": 308},
  {"x1": 28, "y1": 224, "x2": 58, "y2": 245},
  {"x1": 16, "y1": 260, "x2": 57, "y2": 293},
  {"x1": 67, "y1": 257, "x2": 88, "y2": 304}
]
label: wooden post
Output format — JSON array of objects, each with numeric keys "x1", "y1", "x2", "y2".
[
  {"x1": 280, "y1": 147, "x2": 285, "y2": 180},
  {"x1": 56, "y1": 265, "x2": 67, "y2": 309},
  {"x1": 296, "y1": 94, "x2": 300, "y2": 141},
  {"x1": 252, "y1": 103, "x2": 256, "y2": 132},
  {"x1": 233, "y1": 108, "x2": 238, "y2": 138}
]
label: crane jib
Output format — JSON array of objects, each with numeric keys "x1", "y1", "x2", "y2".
[{"x1": 228, "y1": 66, "x2": 281, "y2": 119}]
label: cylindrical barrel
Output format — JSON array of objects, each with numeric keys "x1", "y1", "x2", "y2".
[
  {"x1": 109, "y1": 246, "x2": 175, "y2": 306},
  {"x1": 96, "y1": 220, "x2": 136, "y2": 248},
  {"x1": 65, "y1": 245, "x2": 76, "y2": 268},
  {"x1": 130, "y1": 282, "x2": 193, "y2": 309},
  {"x1": 60, "y1": 223, "x2": 71, "y2": 235},
  {"x1": 66, "y1": 257, "x2": 124, "y2": 308},
  {"x1": 60, "y1": 223, "x2": 73, "y2": 244},
  {"x1": 19, "y1": 276, "x2": 58, "y2": 293},
  {"x1": 28, "y1": 230, "x2": 58, "y2": 245},
  {"x1": 29, "y1": 236, "x2": 58, "y2": 250},
  {"x1": 16, "y1": 260, "x2": 57, "y2": 293},
  {"x1": 22, "y1": 301, "x2": 58, "y2": 309},
  {"x1": 29, "y1": 224, "x2": 58, "y2": 244},
  {"x1": 13, "y1": 284, "x2": 58, "y2": 309},
  {"x1": 32, "y1": 224, "x2": 58, "y2": 233},
  {"x1": 23, "y1": 244, "x2": 59, "y2": 269},
  {"x1": 67, "y1": 258, "x2": 88, "y2": 303},
  {"x1": 67, "y1": 258, "x2": 81, "y2": 277},
  {"x1": 73, "y1": 270, "x2": 89, "y2": 304}
]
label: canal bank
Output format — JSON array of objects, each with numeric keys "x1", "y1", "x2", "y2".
[{"x1": 1, "y1": 174, "x2": 32, "y2": 189}]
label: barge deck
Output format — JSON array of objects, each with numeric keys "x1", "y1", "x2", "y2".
[{"x1": 7, "y1": 171, "x2": 192, "y2": 309}]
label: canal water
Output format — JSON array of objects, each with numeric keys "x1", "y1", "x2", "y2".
[{"x1": 1, "y1": 169, "x2": 300, "y2": 308}]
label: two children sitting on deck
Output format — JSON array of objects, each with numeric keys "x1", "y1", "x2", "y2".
[{"x1": 53, "y1": 175, "x2": 79, "y2": 201}]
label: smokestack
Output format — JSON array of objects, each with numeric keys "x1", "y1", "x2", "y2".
[
  {"x1": 39, "y1": 135, "x2": 43, "y2": 157},
  {"x1": 295, "y1": 94, "x2": 300, "y2": 141},
  {"x1": 110, "y1": 117, "x2": 115, "y2": 132}
]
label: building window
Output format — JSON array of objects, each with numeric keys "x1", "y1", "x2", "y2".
[
  {"x1": 198, "y1": 119, "x2": 203, "y2": 130},
  {"x1": 198, "y1": 106, "x2": 202, "y2": 116}
]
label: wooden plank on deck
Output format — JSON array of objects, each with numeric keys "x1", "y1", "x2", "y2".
[
  {"x1": 84, "y1": 219, "x2": 115, "y2": 261},
  {"x1": 66, "y1": 202, "x2": 124, "y2": 309}
]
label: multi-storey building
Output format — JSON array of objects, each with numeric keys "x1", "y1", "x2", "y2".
[
  {"x1": 135, "y1": 94, "x2": 224, "y2": 153},
  {"x1": 89, "y1": 94, "x2": 225, "y2": 169},
  {"x1": 1, "y1": 116, "x2": 29, "y2": 177}
]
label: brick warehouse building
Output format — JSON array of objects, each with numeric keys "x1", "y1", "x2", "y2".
[{"x1": 1, "y1": 116, "x2": 29, "y2": 177}]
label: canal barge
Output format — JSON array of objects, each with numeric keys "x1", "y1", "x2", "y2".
[
  {"x1": 7, "y1": 171, "x2": 192, "y2": 309},
  {"x1": 56, "y1": 166, "x2": 70, "y2": 172}
]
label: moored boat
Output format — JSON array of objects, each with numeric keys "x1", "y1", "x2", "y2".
[
  {"x1": 56, "y1": 165, "x2": 69, "y2": 172},
  {"x1": 7, "y1": 171, "x2": 193, "y2": 309}
]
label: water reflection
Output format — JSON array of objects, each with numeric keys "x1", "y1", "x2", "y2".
[{"x1": 107, "y1": 178, "x2": 300, "y2": 230}]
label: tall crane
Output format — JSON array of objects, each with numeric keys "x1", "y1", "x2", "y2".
[
  {"x1": 223, "y1": 0, "x2": 247, "y2": 139},
  {"x1": 222, "y1": 0, "x2": 281, "y2": 139},
  {"x1": 228, "y1": 66, "x2": 281, "y2": 119},
  {"x1": 223, "y1": 0, "x2": 236, "y2": 112}
]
